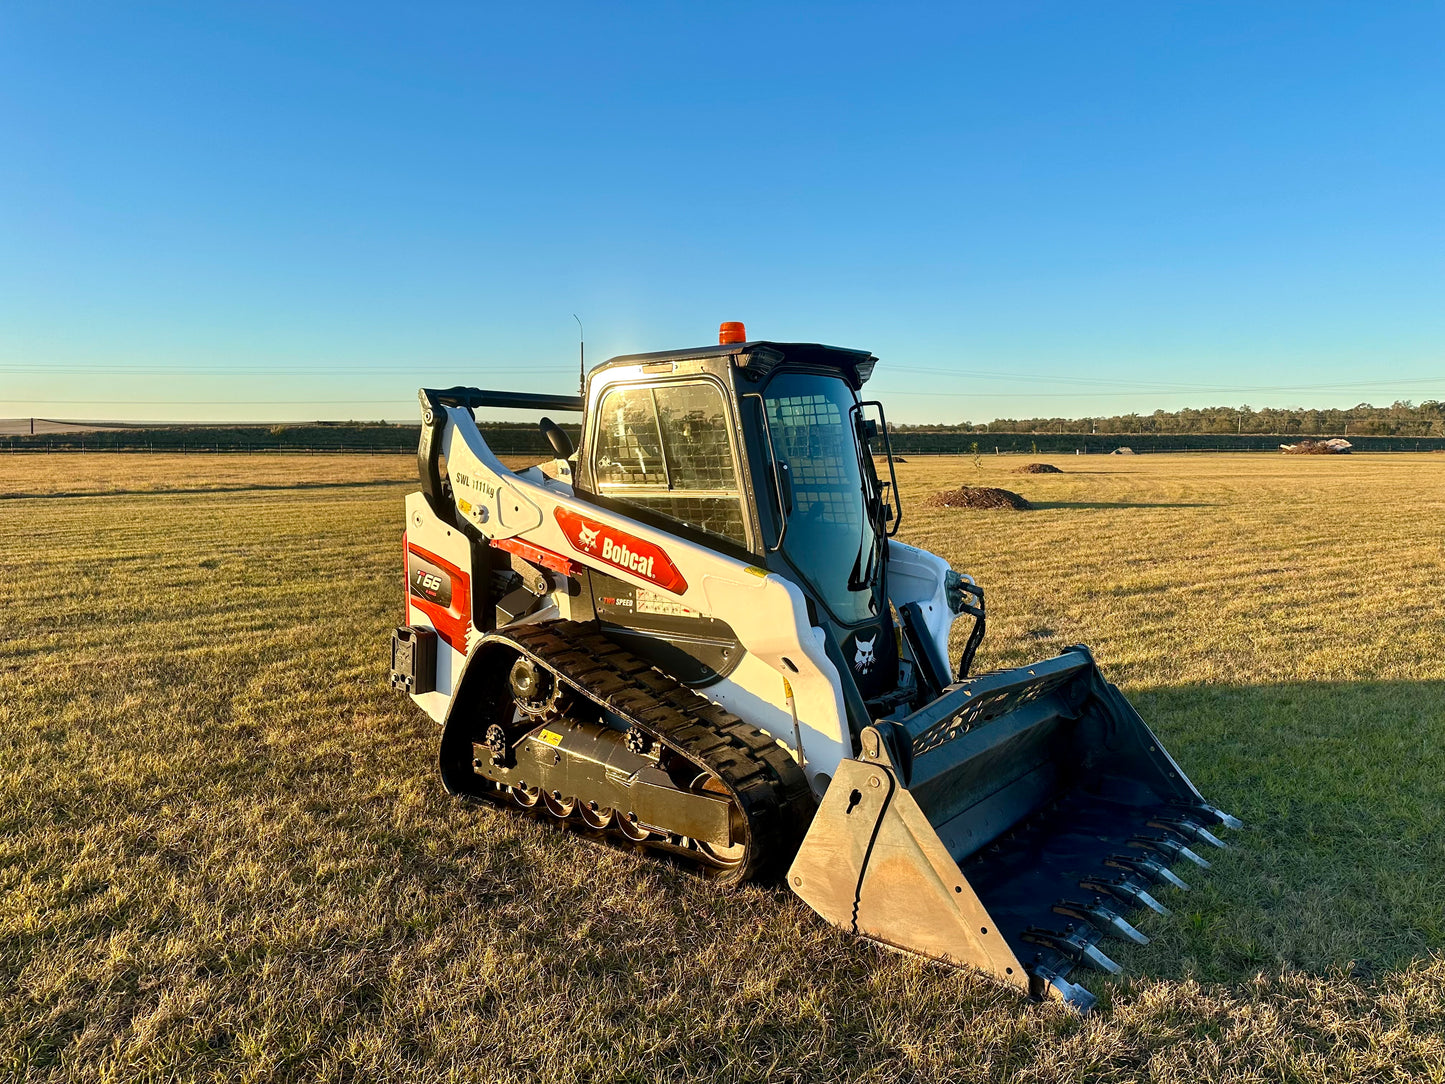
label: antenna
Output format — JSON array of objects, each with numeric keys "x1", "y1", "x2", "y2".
[{"x1": 572, "y1": 314, "x2": 584, "y2": 398}]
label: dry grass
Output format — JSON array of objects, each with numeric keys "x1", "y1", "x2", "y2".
[{"x1": 2, "y1": 451, "x2": 1443, "y2": 1083}]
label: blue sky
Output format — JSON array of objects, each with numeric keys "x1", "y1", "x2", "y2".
[{"x1": 2, "y1": 2, "x2": 1441, "y2": 423}]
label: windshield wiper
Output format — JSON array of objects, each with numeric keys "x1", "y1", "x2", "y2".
[
  {"x1": 846, "y1": 420, "x2": 883, "y2": 593},
  {"x1": 847, "y1": 517, "x2": 881, "y2": 592},
  {"x1": 847, "y1": 542, "x2": 867, "y2": 592}
]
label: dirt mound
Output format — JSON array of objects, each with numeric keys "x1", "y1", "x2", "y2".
[
  {"x1": 1015, "y1": 462, "x2": 1063, "y2": 474},
  {"x1": 1111, "y1": 447, "x2": 1135, "y2": 455},
  {"x1": 925, "y1": 485, "x2": 1032, "y2": 510},
  {"x1": 1281, "y1": 438, "x2": 1352, "y2": 455}
]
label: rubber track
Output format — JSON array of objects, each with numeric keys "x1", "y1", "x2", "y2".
[{"x1": 480, "y1": 620, "x2": 816, "y2": 884}]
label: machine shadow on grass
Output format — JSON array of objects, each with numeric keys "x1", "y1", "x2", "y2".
[
  {"x1": 1099, "y1": 678, "x2": 1445, "y2": 991},
  {"x1": 442, "y1": 676, "x2": 1444, "y2": 1007}
]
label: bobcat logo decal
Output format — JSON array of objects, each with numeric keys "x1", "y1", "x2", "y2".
[
  {"x1": 853, "y1": 634, "x2": 877, "y2": 675},
  {"x1": 552, "y1": 506, "x2": 689, "y2": 595}
]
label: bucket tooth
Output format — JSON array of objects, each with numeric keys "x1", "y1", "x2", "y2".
[
  {"x1": 1053, "y1": 900, "x2": 1149, "y2": 945},
  {"x1": 1079, "y1": 941, "x2": 1122, "y2": 975},
  {"x1": 1195, "y1": 826, "x2": 1226, "y2": 848},
  {"x1": 1147, "y1": 816, "x2": 1226, "y2": 849},
  {"x1": 1106, "y1": 854, "x2": 1190, "y2": 892},
  {"x1": 1022, "y1": 928, "x2": 1121, "y2": 974},
  {"x1": 1079, "y1": 876, "x2": 1171, "y2": 916},
  {"x1": 1173, "y1": 803, "x2": 1242, "y2": 838},
  {"x1": 1130, "y1": 834, "x2": 1210, "y2": 869},
  {"x1": 1194, "y1": 803, "x2": 1243, "y2": 831},
  {"x1": 1034, "y1": 969, "x2": 1097, "y2": 1011}
]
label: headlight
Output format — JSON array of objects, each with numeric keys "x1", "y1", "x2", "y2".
[{"x1": 945, "y1": 569, "x2": 967, "y2": 614}]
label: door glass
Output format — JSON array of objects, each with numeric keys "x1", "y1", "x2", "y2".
[
  {"x1": 594, "y1": 387, "x2": 667, "y2": 486},
  {"x1": 762, "y1": 372, "x2": 878, "y2": 624},
  {"x1": 654, "y1": 383, "x2": 737, "y2": 490},
  {"x1": 593, "y1": 382, "x2": 747, "y2": 547}
]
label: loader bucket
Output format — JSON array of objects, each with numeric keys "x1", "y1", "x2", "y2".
[{"x1": 787, "y1": 648, "x2": 1239, "y2": 1010}]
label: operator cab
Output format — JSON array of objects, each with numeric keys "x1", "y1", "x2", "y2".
[{"x1": 573, "y1": 323, "x2": 907, "y2": 732}]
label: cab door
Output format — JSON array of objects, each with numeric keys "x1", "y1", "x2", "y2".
[{"x1": 583, "y1": 377, "x2": 750, "y2": 684}]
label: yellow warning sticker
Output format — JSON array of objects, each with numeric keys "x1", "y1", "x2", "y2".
[
  {"x1": 537, "y1": 729, "x2": 564, "y2": 747},
  {"x1": 782, "y1": 677, "x2": 794, "y2": 700},
  {"x1": 458, "y1": 498, "x2": 473, "y2": 513},
  {"x1": 744, "y1": 566, "x2": 768, "y2": 578}
]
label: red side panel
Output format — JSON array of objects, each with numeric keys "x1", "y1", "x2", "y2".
[
  {"x1": 554, "y1": 506, "x2": 688, "y2": 595},
  {"x1": 406, "y1": 542, "x2": 472, "y2": 651},
  {"x1": 489, "y1": 534, "x2": 579, "y2": 578}
]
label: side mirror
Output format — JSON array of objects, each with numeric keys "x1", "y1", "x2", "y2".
[{"x1": 539, "y1": 417, "x2": 574, "y2": 459}]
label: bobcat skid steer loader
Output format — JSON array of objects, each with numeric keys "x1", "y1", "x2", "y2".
[{"x1": 391, "y1": 322, "x2": 1238, "y2": 1009}]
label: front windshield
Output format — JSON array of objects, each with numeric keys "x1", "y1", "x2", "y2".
[{"x1": 762, "y1": 371, "x2": 879, "y2": 625}]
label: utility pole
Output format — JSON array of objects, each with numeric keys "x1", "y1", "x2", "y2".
[{"x1": 573, "y1": 314, "x2": 585, "y2": 398}]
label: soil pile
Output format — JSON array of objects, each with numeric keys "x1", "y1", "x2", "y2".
[
  {"x1": 1015, "y1": 462, "x2": 1063, "y2": 474},
  {"x1": 925, "y1": 486, "x2": 1033, "y2": 510},
  {"x1": 1281, "y1": 438, "x2": 1352, "y2": 455}
]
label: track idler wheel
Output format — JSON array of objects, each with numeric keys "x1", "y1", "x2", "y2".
[
  {"x1": 509, "y1": 782, "x2": 542, "y2": 808},
  {"x1": 617, "y1": 812, "x2": 654, "y2": 841},
  {"x1": 690, "y1": 772, "x2": 746, "y2": 870},
  {"x1": 580, "y1": 802, "x2": 616, "y2": 830},
  {"x1": 482, "y1": 724, "x2": 512, "y2": 768}
]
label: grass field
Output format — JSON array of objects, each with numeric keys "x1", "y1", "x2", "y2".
[{"x1": 3, "y1": 451, "x2": 1443, "y2": 1083}]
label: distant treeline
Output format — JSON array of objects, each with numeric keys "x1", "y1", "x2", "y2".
[
  {"x1": 0, "y1": 422, "x2": 578, "y2": 456},
  {"x1": 885, "y1": 432, "x2": 1445, "y2": 454},
  {"x1": 5, "y1": 416, "x2": 1445, "y2": 456},
  {"x1": 893, "y1": 400, "x2": 1444, "y2": 437}
]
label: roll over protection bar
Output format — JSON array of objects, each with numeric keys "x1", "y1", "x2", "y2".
[{"x1": 416, "y1": 386, "x2": 584, "y2": 524}]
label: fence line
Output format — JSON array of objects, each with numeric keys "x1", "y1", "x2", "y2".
[
  {"x1": 3, "y1": 445, "x2": 421, "y2": 455},
  {"x1": 5, "y1": 432, "x2": 1445, "y2": 455}
]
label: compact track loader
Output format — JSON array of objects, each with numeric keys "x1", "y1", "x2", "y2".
[{"x1": 391, "y1": 323, "x2": 1238, "y2": 1009}]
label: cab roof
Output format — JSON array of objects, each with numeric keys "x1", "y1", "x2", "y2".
[{"x1": 594, "y1": 341, "x2": 878, "y2": 389}]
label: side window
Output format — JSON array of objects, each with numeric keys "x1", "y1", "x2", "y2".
[
  {"x1": 594, "y1": 387, "x2": 667, "y2": 486},
  {"x1": 592, "y1": 382, "x2": 748, "y2": 547}
]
